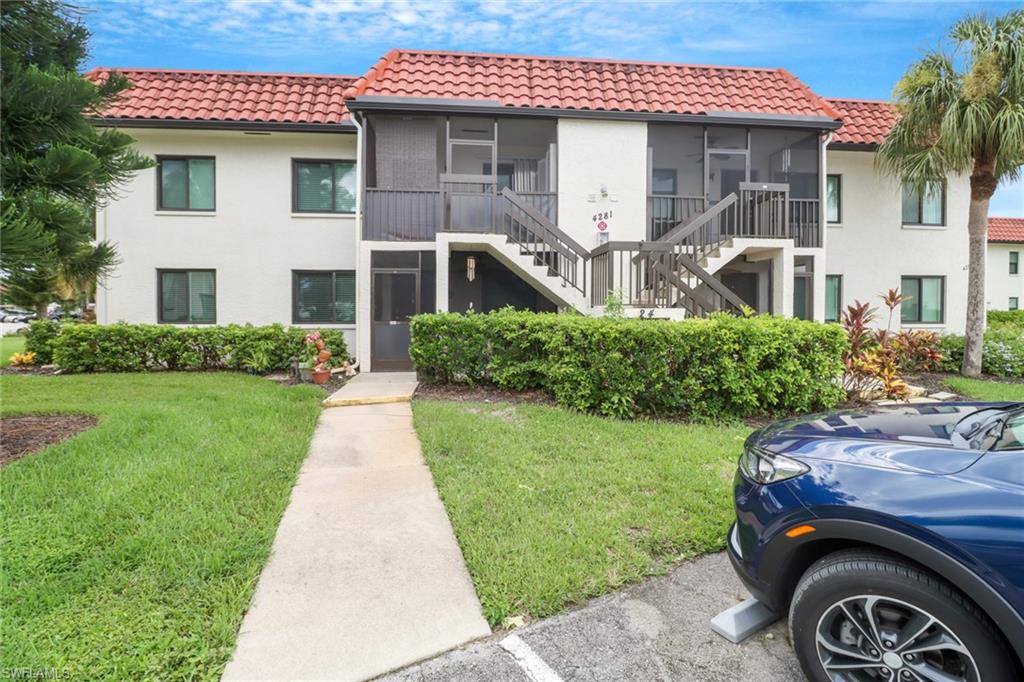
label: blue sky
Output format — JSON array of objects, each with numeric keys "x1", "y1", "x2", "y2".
[{"x1": 82, "y1": 0, "x2": 1023, "y2": 216}]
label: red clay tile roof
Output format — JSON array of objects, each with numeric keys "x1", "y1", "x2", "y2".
[
  {"x1": 86, "y1": 68, "x2": 355, "y2": 125},
  {"x1": 344, "y1": 49, "x2": 842, "y2": 120},
  {"x1": 827, "y1": 98, "x2": 899, "y2": 147},
  {"x1": 989, "y1": 217, "x2": 1024, "y2": 243}
]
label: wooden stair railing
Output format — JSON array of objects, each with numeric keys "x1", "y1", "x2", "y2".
[{"x1": 500, "y1": 187, "x2": 590, "y2": 297}]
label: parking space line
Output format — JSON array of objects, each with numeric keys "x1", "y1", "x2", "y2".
[{"x1": 499, "y1": 633, "x2": 564, "y2": 682}]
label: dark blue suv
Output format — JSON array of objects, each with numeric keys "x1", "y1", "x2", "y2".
[{"x1": 728, "y1": 401, "x2": 1024, "y2": 682}]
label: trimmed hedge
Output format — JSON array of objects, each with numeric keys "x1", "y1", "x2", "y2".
[
  {"x1": 410, "y1": 309, "x2": 848, "y2": 419},
  {"x1": 28, "y1": 322, "x2": 348, "y2": 373},
  {"x1": 937, "y1": 329, "x2": 1024, "y2": 377},
  {"x1": 988, "y1": 309, "x2": 1024, "y2": 331}
]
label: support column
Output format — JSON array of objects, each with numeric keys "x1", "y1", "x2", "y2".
[
  {"x1": 811, "y1": 254, "x2": 826, "y2": 322},
  {"x1": 434, "y1": 237, "x2": 450, "y2": 313},
  {"x1": 772, "y1": 247, "x2": 795, "y2": 317}
]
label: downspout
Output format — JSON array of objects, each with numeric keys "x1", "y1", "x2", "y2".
[
  {"x1": 99, "y1": 204, "x2": 109, "y2": 324},
  {"x1": 351, "y1": 111, "x2": 365, "y2": 368},
  {"x1": 821, "y1": 131, "x2": 832, "y2": 250}
]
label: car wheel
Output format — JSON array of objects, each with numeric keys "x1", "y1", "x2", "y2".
[{"x1": 789, "y1": 549, "x2": 1014, "y2": 682}]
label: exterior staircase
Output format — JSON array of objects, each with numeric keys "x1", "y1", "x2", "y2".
[
  {"x1": 445, "y1": 188, "x2": 591, "y2": 313},
  {"x1": 446, "y1": 184, "x2": 799, "y2": 318}
]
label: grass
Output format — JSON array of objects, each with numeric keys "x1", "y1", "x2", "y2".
[
  {"x1": 945, "y1": 376, "x2": 1024, "y2": 401},
  {"x1": 0, "y1": 373, "x2": 324, "y2": 680},
  {"x1": 0, "y1": 335, "x2": 26, "y2": 367},
  {"x1": 411, "y1": 399, "x2": 750, "y2": 626}
]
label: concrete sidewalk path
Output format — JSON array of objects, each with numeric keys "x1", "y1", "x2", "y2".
[
  {"x1": 322, "y1": 372, "x2": 419, "y2": 407},
  {"x1": 222, "y1": 400, "x2": 491, "y2": 681}
]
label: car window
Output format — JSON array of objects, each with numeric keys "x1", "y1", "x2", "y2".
[{"x1": 994, "y1": 411, "x2": 1024, "y2": 451}]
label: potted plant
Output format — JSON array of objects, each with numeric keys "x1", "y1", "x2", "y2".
[{"x1": 304, "y1": 332, "x2": 333, "y2": 385}]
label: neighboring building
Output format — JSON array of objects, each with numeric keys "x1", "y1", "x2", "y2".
[
  {"x1": 987, "y1": 217, "x2": 1023, "y2": 311},
  {"x1": 823, "y1": 99, "x2": 969, "y2": 331},
  {"x1": 90, "y1": 50, "x2": 976, "y2": 371}
]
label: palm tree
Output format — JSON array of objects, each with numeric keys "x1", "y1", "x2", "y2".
[{"x1": 877, "y1": 10, "x2": 1024, "y2": 377}]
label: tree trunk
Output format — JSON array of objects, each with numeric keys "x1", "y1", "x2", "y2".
[
  {"x1": 34, "y1": 302, "x2": 48, "y2": 319},
  {"x1": 962, "y1": 167, "x2": 996, "y2": 377}
]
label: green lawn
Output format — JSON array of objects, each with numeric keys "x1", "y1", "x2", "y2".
[
  {"x1": 1, "y1": 335, "x2": 26, "y2": 367},
  {"x1": 412, "y1": 399, "x2": 750, "y2": 625},
  {"x1": 945, "y1": 376, "x2": 1024, "y2": 401},
  {"x1": 1, "y1": 373, "x2": 324, "y2": 680}
]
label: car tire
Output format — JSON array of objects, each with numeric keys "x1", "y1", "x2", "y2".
[{"x1": 789, "y1": 549, "x2": 1015, "y2": 682}]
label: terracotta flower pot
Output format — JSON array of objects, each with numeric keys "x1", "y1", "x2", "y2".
[
  {"x1": 318, "y1": 350, "x2": 332, "y2": 363},
  {"x1": 315, "y1": 339, "x2": 325, "y2": 351},
  {"x1": 311, "y1": 368, "x2": 331, "y2": 385}
]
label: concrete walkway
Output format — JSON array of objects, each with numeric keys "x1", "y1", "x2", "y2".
[
  {"x1": 322, "y1": 372, "x2": 419, "y2": 407},
  {"x1": 222, "y1": 388, "x2": 491, "y2": 681}
]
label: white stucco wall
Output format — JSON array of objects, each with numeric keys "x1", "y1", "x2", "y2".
[
  {"x1": 824, "y1": 149, "x2": 970, "y2": 333},
  {"x1": 96, "y1": 128, "x2": 359, "y2": 355},
  {"x1": 986, "y1": 243, "x2": 1023, "y2": 310},
  {"x1": 556, "y1": 119, "x2": 648, "y2": 247}
]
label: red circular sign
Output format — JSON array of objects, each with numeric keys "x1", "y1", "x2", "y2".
[{"x1": 597, "y1": 220, "x2": 608, "y2": 232}]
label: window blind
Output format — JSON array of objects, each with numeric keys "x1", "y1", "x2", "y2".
[
  {"x1": 189, "y1": 271, "x2": 216, "y2": 322},
  {"x1": 294, "y1": 271, "x2": 355, "y2": 323},
  {"x1": 160, "y1": 271, "x2": 189, "y2": 322}
]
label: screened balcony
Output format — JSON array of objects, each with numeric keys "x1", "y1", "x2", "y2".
[
  {"x1": 647, "y1": 124, "x2": 823, "y2": 247},
  {"x1": 363, "y1": 115, "x2": 557, "y2": 240}
]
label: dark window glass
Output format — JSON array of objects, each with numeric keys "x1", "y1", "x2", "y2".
[
  {"x1": 293, "y1": 271, "x2": 355, "y2": 323},
  {"x1": 371, "y1": 251, "x2": 420, "y2": 268},
  {"x1": 825, "y1": 275, "x2": 842, "y2": 322},
  {"x1": 901, "y1": 276, "x2": 944, "y2": 323},
  {"x1": 158, "y1": 270, "x2": 215, "y2": 323},
  {"x1": 826, "y1": 175, "x2": 841, "y2": 223},
  {"x1": 294, "y1": 161, "x2": 356, "y2": 213},
  {"x1": 1010, "y1": 297, "x2": 1019, "y2": 311},
  {"x1": 158, "y1": 157, "x2": 215, "y2": 210},
  {"x1": 1010, "y1": 251, "x2": 1019, "y2": 275},
  {"x1": 902, "y1": 181, "x2": 944, "y2": 226}
]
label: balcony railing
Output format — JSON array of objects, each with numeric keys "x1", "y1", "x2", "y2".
[
  {"x1": 590, "y1": 240, "x2": 746, "y2": 315},
  {"x1": 363, "y1": 184, "x2": 557, "y2": 240},
  {"x1": 364, "y1": 188, "x2": 442, "y2": 241},
  {"x1": 649, "y1": 184, "x2": 821, "y2": 250},
  {"x1": 647, "y1": 194, "x2": 706, "y2": 241}
]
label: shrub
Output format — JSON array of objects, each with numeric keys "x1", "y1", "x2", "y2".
[
  {"x1": 43, "y1": 323, "x2": 348, "y2": 374},
  {"x1": 840, "y1": 290, "x2": 942, "y2": 400},
  {"x1": 410, "y1": 309, "x2": 848, "y2": 419},
  {"x1": 24, "y1": 319, "x2": 62, "y2": 364},
  {"x1": 938, "y1": 329, "x2": 1024, "y2": 377},
  {"x1": 988, "y1": 309, "x2": 1024, "y2": 332}
]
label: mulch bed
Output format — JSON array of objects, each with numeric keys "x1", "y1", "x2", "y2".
[
  {"x1": 1, "y1": 414, "x2": 98, "y2": 466},
  {"x1": 263, "y1": 371, "x2": 350, "y2": 394},
  {"x1": 414, "y1": 382, "x2": 557, "y2": 406}
]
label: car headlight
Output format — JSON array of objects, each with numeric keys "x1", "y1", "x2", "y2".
[{"x1": 739, "y1": 445, "x2": 809, "y2": 484}]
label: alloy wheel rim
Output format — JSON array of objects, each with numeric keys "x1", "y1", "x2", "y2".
[{"x1": 814, "y1": 595, "x2": 980, "y2": 682}]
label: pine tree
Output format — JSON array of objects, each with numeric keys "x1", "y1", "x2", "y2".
[{"x1": 0, "y1": 0, "x2": 152, "y2": 315}]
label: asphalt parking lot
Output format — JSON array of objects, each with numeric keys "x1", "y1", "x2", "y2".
[{"x1": 381, "y1": 552, "x2": 804, "y2": 682}]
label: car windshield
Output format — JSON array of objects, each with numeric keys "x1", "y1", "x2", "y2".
[
  {"x1": 953, "y1": 403, "x2": 1024, "y2": 450},
  {"x1": 993, "y1": 409, "x2": 1024, "y2": 451}
]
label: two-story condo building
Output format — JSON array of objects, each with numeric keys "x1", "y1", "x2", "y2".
[{"x1": 90, "y1": 50, "x2": 975, "y2": 371}]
